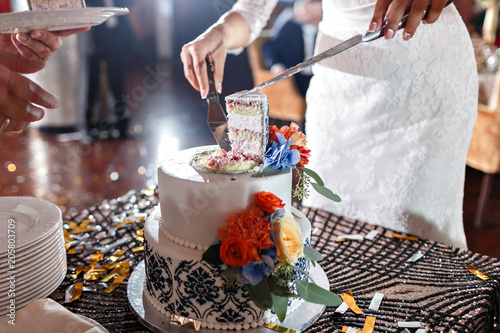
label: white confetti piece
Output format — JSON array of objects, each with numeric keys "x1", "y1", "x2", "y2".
[
  {"x1": 335, "y1": 302, "x2": 350, "y2": 314},
  {"x1": 368, "y1": 292, "x2": 384, "y2": 311},
  {"x1": 365, "y1": 229, "x2": 379, "y2": 240},
  {"x1": 407, "y1": 250, "x2": 425, "y2": 263},
  {"x1": 416, "y1": 329, "x2": 429, "y2": 333},
  {"x1": 345, "y1": 328, "x2": 358, "y2": 333},
  {"x1": 398, "y1": 321, "x2": 425, "y2": 328},
  {"x1": 336, "y1": 234, "x2": 364, "y2": 241}
]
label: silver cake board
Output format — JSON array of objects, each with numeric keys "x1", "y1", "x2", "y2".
[{"x1": 128, "y1": 261, "x2": 329, "y2": 333}]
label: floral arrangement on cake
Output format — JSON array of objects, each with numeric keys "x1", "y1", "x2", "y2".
[
  {"x1": 255, "y1": 122, "x2": 341, "y2": 202},
  {"x1": 202, "y1": 191, "x2": 341, "y2": 322}
]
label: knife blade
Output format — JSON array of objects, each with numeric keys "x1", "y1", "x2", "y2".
[
  {"x1": 206, "y1": 58, "x2": 232, "y2": 152},
  {"x1": 242, "y1": 0, "x2": 453, "y2": 96}
]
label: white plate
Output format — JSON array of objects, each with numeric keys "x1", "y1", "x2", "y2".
[
  {"x1": 0, "y1": 7, "x2": 129, "y2": 33},
  {"x1": 0, "y1": 263, "x2": 66, "y2": 316},
  {"x1": 0, "y1": 197, "x2": 61, "y2": 254},
  {"x1": 0, "y1": 225, "x2": 64, "y2": 269},
  {"x1": 0, "y1": 250, "x2": 66, "y2": 294}
]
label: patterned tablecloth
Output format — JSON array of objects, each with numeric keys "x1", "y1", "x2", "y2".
[{"x1": 58, "y1": 189, "x2": 500, "y2": 332}]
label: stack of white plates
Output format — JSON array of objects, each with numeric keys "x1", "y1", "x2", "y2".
[{"x1": 0, "y1": 197, "x2": 66, "y2": 316}]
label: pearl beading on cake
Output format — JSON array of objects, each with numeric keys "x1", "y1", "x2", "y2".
[
  {"x1": 159, "y1": 217, "x2": 209, "y2": 251},
  {"x1": 143, "y1": 282, "x2": 274, "y2": 331}
]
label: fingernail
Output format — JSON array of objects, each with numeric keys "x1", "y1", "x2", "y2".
[
  {"x1": 26, "y1": 104, "x2": 43, "y2": 120},
  {"x1": 31, "y1": 31, "x2": 42, "y2": 39},
  {"x1": 30, "y1": 82, "x2": 59, "y2": 107},
  {"x1": 422, "y1": 20, "x2": 428, "y2": 25},
  {"x1": 17, "y1": 33, "x2": 28, "y2": 42},
  {"x1": 200, "y1": 90, "x2": 207, "y2": 99},
  {"x1": 217, "y1": 83, "x2": 222, "y2": 94},
  {"x1": 385, "y1": 28, "x2": 395, "y2": 39},
  {"x1": 369, "y1": 22, "x2": 378, "y2": 32},
  {"x1": 403, "y1": 32, "x2": 412, "y2": 41}
]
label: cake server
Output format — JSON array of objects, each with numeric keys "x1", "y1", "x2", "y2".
[
  {"x1": 206, "y1": 58, "x2": 232, "y2": 152},
  {"x1": 242, "y1": 0, "x2": 453, "y2": 96}
]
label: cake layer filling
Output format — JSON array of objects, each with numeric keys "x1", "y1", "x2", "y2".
[{"x1": 227, "y1": 113, "x2": 265, "y2": 133}]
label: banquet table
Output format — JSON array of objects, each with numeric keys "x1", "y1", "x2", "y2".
[{"x1": 57, "y1": 188, "x2": 500, "y2": 332}]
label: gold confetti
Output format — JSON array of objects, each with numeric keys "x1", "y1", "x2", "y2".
[
  {"x1": 392, "y1": 232, "x2": 419, "y2": 242},
  {"x1": 467, "y1": 265, "x2": 491, "y2": 281},
  {"x1": 70, "y1": 266, "x2": 85, "y2": 279},
  {"x1": 63, "y1": 229, "x2": 75, "y2": 243},
  {"x1": 341, "y1": 290, "x2": 364, "y2": 315},
  {"x1": 109, "y1": 249, "x2": 126, "y2": 262},
  {"x1": 171, "y1": 314, "x2": 202, "y2": 331},
  {"x1": 104, "y1": 274, "x2": 127, "y2": 293},
  {"x1": 265, "y1": 323, "x2": 296, "y2": 333},
  {"x1": 136, "y1": 229, "x2": 144, "y2": 242},
  {"x1": 132, "y1": 246, "x2": 144, "y2": 252},
  {"x1": 71, "y1": 282, "x2": 83, "y2": 302}
]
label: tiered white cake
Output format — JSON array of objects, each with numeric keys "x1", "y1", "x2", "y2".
[{"x1": 143, "y1": 92, "x2": 312, "y2": 330}]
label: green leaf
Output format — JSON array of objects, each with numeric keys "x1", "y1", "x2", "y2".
[
  {"x1": 268, "y1": 276, "x2": 296, "y2": 298},
  {"x1": 245, "y1": 279, "x2": 273, "y2": 310},
  {"x1": 296, "y1": 280, "x2": 342, "y2": 307},
  {"x1": 201, "y1": 244, "x2": 223, "y2": 266},
  {"x1": 271, "y1": 294, "x2": 289, "y2": 323},
  {"x1": 252, "y1": 167, "x2": 290, "y2": 178},
  {"x1": 311, "y1": 183, "x2": 341, "y2": 202},
  {"x1": 303, "y1": 246, "x2": 323, "y2": 262},
  {"x1": 222, "y1": 267, "x2": 239, "y2": 281},
  {"x1": 300, "y1": 167, "x2": 324, "y2": 186}
]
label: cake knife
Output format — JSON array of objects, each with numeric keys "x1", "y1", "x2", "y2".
[
  {"x1": 242, "y1": 0, "x2": 453, "y2": 96},
  {"x1": 206, "y1": 58, "x2": 232, "y2": 152}
]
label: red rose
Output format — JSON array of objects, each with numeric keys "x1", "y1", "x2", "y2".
[
  {"x1": 219, "y1": 237, "x2": 252, "y2": 267},
  {"x1": 269, "y1": 125, "x2": 280, "y2": 143},
  {"x1": 254, "y1": 191, "x2": 285, "y2": 213},
  {"x1": 291, "y1": 145, "x2": 311, "y2": 167}
]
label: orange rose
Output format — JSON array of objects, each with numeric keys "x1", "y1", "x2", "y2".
[
  {"x1": 254, "y1": 192, "x2": 285, "y2": 213},
  {"x1": 219, "y1": 237, "x2": 252, "y2": 267},
  {"x1": 274, "y1": 216, "x2": 304, "y2": 263}
]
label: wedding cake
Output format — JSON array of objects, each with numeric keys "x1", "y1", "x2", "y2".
[
  {"x1": 28, "y1": 0, "x2": 85, "y2": 10},
  {"x1": 143, "y1": 91, "x2": 337, "y2": 330}
]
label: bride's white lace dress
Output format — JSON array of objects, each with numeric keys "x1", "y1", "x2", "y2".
[{"x1": 230, "y1": 0, "x2": 478, "y2": 248}]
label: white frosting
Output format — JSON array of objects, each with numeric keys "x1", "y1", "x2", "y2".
[{"x1": 158, "y1": 146, "x2": 292, "y2": 246}]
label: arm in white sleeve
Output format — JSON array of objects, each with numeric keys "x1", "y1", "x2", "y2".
[{"x1": 225, "y1": 0, "x2": 279, "y2": 54}]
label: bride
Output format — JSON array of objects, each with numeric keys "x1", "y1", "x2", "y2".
[{"x1": 179, "y1": 0, "x2": 477, "y2": 249}]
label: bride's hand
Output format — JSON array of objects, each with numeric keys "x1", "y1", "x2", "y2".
[
  {"x1": 369, "y1": 0, "x2": 448, "y2": 41},
  {"x1": 180, "y1": 25, "x2": 228, "y2": 99}
]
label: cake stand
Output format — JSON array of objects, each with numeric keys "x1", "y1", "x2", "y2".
[{"x1": 128, "y1": 261, "x2": 329, "y2": 333}]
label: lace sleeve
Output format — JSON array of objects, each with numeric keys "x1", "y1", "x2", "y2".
[{"x1": 226, "y1": 0, "x2": 279, "y2": 54}]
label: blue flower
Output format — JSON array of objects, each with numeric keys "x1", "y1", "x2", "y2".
[
  {"x1": 264, "y1": 132, "x2": 301, "y2": 170},
  {"x1": 241, "y1": 253, "x2": 277, "y2": 286}
]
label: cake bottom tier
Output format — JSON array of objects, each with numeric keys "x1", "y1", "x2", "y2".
[{"x1": 143, "y1": 207, "x2": 311, "y2": 331}]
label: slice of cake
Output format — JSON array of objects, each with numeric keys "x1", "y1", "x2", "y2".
[
  {"x1": 196, "y1": 91, "x2": 269, "y2": 173},
  {"x1": 29, "y1": 0, "x2": 85, "y2": 11}
]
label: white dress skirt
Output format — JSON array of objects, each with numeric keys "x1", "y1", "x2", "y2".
[{"x1": 230, "y1": 0, "x2": 478, "y2": 249}]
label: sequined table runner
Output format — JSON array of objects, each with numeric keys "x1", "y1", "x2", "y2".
[{"x1": 58, "y1": 189, "x2": 500, "y2": 332}]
